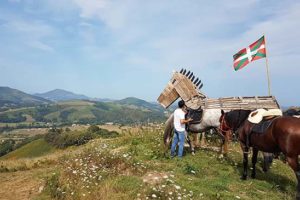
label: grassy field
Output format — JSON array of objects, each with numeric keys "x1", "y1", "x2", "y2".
[
  {"x1": 1, "y1": 139, "x2": 55, "y2": 159},
  {"x1": 0, "y1": 126, "x2": 297, "y2": 200}
]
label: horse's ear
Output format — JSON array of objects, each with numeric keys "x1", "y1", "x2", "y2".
[{"x1": 221, "y1": 110, "x2": 225, "y2": 115}]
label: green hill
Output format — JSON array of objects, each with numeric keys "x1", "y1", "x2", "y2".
[
  {"x1": 34, "y1": 89, "x2": 90, "y2": 101},
  {"x1": 2, "y1": 139, "x2": 55, "y2": 159},
  {"x1": 116, "y1": 97, "x2": 163, "y2": 111}
]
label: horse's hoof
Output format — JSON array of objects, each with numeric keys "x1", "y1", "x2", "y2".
[
  {"x1": 240, "y1": 175, "x2": 247, "y2": 180},
  {"x1": 192, "y1": 152, "x2": 195, "y2": 156},
  {"x1": 263, "y1": 168, "x2": 268, "y2": 173},
  {"x1": 251, "y1": 174, "x2": 256, "y2": 179}
]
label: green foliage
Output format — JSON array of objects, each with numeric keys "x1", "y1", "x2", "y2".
[
  {"x1": 0, "y1": 135, "x2": 44, "y2": 157},
  {"x1": 59, "y1": 108, "x2": 76, "y2": 121},
  {"x1": 87, "y1": 125, "x2": 120, "y2": 138},
  {"x1": 87, "y1": 125, "x2": 100, "y2": 133},
  {"x1": 0, "y1": 112, "x2": 26, "y2": 123},
  {"x1": 44, "y1": 128, "x2": 63, "y2": 144},
  {"x1": 46, "y1": 172, "x2": 66, "y2": 200},
  {"x1": 45, "y1": 127, "x2": 95, "y2": 149},
  {"x1": 95, "y1": 129, "x2": 119, "y2": 138},
  {"x1": 0, "y1": 139, "x2": 15, "y2": 156}
]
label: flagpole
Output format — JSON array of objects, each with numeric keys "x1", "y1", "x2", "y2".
[{"x1": 264, "y1": 35, "x2": 272, "y2": 96}]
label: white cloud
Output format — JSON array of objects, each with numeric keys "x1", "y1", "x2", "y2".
[
  {"x1": 0, "y1": 17, "x2": 56, "y2": 52},
  {"x1": 1, "y1": 0, "x2": 300, "y2": 104}
]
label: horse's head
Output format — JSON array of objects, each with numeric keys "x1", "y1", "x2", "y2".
[
  {"x1": 219, "y1": 110, "x2": 252, "y2": 137},
  {"x1": 219, "y1": 110, "x2": 232, "y2": 136}
]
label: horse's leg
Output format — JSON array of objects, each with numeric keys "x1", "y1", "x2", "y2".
[
  {"x1": 214, "y1": 128, "x2": 226, "y2": 156},
  {"x1": 200, "y1": 132, "x2": 207, "y2": 147},
  {"x1": 286, "y1": 156, "x2": 300, "y2": 200},
  {"x1": 262, "y1": 152, "x2": 273, "y2": 172},
  {"x1": 223, "y1": 131, "x2": 230, "y2": 157},
  {"x1": 186, "y1": 133, "x2": 195, "y2": 155},
  {"x1": 240, "y1": 143, "x2": 249, "y2": 180},
  {"x1": 251, "y1": 148, "x2": 258, "y2": 178},
  {"x1": 192, "y1": 133, "x2": 200, "y2": 148},
  {"x1": 219, "y1": 138, "x2": 224, "y2": 155}
]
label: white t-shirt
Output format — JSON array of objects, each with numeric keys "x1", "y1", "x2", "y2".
[{"x1": 173, "y1": 108, "x2": 186, "y2": 132}]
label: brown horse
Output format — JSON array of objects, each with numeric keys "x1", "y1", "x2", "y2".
[{"x1": 220, "y1": 109, "x2": 300, "y2": 200}]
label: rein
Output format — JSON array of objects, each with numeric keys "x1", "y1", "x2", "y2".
[{"x1": 218, "y1": 114, "x2": 231, "y2": 133}]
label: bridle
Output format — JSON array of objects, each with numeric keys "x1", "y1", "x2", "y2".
[{"x1": 218, "y1": 113, "x2": 231, "y2": 133}]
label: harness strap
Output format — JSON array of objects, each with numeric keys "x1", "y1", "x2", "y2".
[{"x1": 219, "y1": 114, "x2": 231, "y2": 133}]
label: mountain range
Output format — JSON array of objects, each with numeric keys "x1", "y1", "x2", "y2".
[
  {"x1": 0, "y1": 87, "x2": 168, "y2": 124},
  {"x1": 34, "y1": 89, "x2": 90, "y2": 102},
  {"x1": 0, "y1": 87, "x2": 50, "y2": 108}
]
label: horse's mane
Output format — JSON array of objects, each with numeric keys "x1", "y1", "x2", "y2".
[{"x1": 225, "y1": 110, "x2": 251, "y2": 131}]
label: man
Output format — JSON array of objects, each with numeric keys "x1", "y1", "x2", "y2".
[{"x1": 171, "y1": 100, "x2": 192, "y2": 158}]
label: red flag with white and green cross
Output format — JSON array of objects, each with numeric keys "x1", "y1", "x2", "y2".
[{"x1": 233, "y1": 36, "x2": 266, "y2": 71}]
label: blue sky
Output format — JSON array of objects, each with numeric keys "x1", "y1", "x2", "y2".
[{"x1": 0, "y1": 0, "x2": 300, "y2": 106}]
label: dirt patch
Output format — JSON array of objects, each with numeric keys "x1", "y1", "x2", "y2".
[
  {"x1": 142, "y1": 171, "x2": 170, "y2": 185},
  {"x1": 0, "y1": 169, "x2": 45, "y2": 200}
]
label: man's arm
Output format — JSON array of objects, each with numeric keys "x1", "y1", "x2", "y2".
[{"x1": 180, "y1": 118, "x2": 193, "y2": 124}]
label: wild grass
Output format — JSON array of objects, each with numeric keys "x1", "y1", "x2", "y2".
[
  {"x1": 35, "y1": 127, "x2": 296, "y2": 200},
  {"x1": 0, "y1": 125, "x2": 296, "y2": 200}
]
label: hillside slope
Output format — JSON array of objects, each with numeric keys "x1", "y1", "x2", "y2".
[
  {"x1": 2, "y1": 139, "x2": 55, "y2": 159},
  {"x1": 0, "y1": 127, "x2": 296, "y2": 200},
  {"x1": 0, "y1": 87, "x2": 50, "y2": 108}
]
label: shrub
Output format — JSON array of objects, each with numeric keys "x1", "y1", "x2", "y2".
[
  {"x1": 46, "y1": 173, "x2": 66, "y2": 200},
  {"x1": 95, "y1": 129, "x2": 119, "y2": 138},
  {"x1": 0, "y1": 112, "x2": 26, "y2": 123},
  {"x1": 0, "y1": 139, "x2": 15, "y2": 157},
  {"x1": 87, "y1": 125, "x2": 100, "y2": 133},
  {"x1": 45, "y1": 128, "x2": 95, "y2": 149},
  {"x1": 44, "y1": 128, "x2": 63, "y2": 144}
]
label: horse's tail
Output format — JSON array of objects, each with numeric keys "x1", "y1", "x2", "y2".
[{"x1": 163, "y1": 113, "x2": 174, "y2": 147}]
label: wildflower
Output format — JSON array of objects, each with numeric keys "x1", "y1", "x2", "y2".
[{"x1": 174, "y1": 185, "x2": 181, "y2": 190}]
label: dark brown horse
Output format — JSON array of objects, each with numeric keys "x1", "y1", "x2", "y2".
[{"x1": 220, "y1": 109, "x2": 300, "y2": 200}]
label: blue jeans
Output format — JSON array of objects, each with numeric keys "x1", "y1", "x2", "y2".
[{"x1": 171, "y1": 130, "x2": 185, "y2": 158}]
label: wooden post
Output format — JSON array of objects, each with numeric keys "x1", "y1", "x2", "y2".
[{"x1": 264, "y1": 35, "x2": 272, "y2": 96}]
